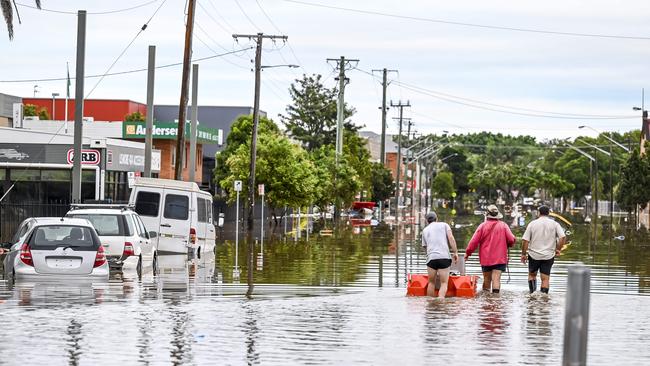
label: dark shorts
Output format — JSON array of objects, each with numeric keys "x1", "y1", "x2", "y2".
[
  {"x1": 427, "y1": 259, "x2": 452, "y2": 270},
  {"x1": 528, "y1": 256, "x2": 555, "y2": 275},
  {"x1": 482, "y1": 263, "x2": 507, "y2": 273}
]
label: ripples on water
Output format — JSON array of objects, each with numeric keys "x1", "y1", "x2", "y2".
[{"x1": 0, "y1": 216, "x2": 649, "y2": 365}]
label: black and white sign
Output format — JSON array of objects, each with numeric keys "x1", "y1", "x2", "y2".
[
  {"x1": 234, "y1": 180, "x2": 242, "y2": 192},
  {"x1": 66, "y1": 149, "x2": 101, "y2": 165}
]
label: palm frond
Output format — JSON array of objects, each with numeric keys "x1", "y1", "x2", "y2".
[{"x1": 1, "y1": 0, "x2": 13, "y2": 40}]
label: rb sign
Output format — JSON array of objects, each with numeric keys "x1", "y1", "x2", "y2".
[{"x1": 67, "y1": 149, "x2": 101, "y2": 165}]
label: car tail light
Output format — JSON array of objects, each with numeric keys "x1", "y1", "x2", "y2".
[
  {"x1": 122, "y1": 242, "x2": 135, "y2": 257},
  {"x1": 94, "y1": 245, "x2": 106, "y2": 268},
  {"x1": 190, "y1": 228, "x2": 197, "y2": 245},
  {"x1": 19, "y1": 243, "x2": 33, "y2": 266}
]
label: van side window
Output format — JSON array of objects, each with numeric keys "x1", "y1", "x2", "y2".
[
  {"x1": 197, "y1": 198, "x2": 207, "y2": 223},
  {"x1": 207, "y1": 200, "x2": 212, "y2": 223},
  {"x1": 164, "y1": 194, "x2": 189, "y2": 220},
  {"x1": 135, "y1": 191, "x2": 160, "y2": 217}
]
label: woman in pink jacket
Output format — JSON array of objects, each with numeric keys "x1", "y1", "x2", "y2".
[{"x1": 465, "y1": 205, "x2": 516, "y2": 293}]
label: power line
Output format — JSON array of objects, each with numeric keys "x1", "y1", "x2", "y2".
[
  {"x1": 354, "y1": 68, "x2": 637, "y2": 120},
  {"x1": 0, "y1": 48, "x2": 253, "y2": 83},
  {"x1": 15, "y1": 0, "x2": 162, "y2": 15},
  {"x1": 279, "y1": 0, "x2": 650, "y2": 41},
  {"x1": 233, "y1": 0, "x2": 262, "y2": 32},
  {"x1": 254, "y1": 0, "x2": 305, "y2": 72},
  {"x1": 85, "y1": 0, "x2": 168, "y2": 98}
]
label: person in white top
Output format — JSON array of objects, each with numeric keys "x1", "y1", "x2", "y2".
[
  {"x1": 520, "y1": 205, "x2": 566, "y2": 294},
  {"x1": 421, "y1": 212, "x2": 459, "y2": 298}
]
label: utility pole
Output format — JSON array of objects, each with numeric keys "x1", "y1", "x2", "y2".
[
  {"x1": 144, "y1": 45, "x2": 155, "y2": 178},
  {"x1": 372, "y1": 68, "x2": 397, "y2": 222},
  {"x1": 404, "y1": 120, "x2": 413, "y2": 221},
  {"x1": 71, "y1": 10, "x2": 86, "y2": 203},
  {"x1": 327, "y1": 56, "x2": 359, "y2": 160},
  {"x1": 391, "y1": 100, "x2": 410, "y2": 221},
  {"x1": 233, "y1": 33, "x2": 288, "y2": 229},
  {"x1": 174, "y1": 0, "x2": 196, "y2": 180},
  {"x1": 189, "y1": 64, "x2": 199, "y2": 183}
]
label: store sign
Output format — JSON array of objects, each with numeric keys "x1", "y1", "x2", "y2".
[
  {"x1": 66, "y1": 149, "x2": 101, "y2": 165},
  {"x1": 123, "y1": 121, "x2": 223, "y2": 144}
]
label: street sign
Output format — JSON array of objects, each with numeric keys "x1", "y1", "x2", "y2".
[
  {"x1": 234, "y1": 180, "x2": 242, "y2": 192},
  {"x1": 66, "y1": 149, "x2": 101, "y2": 165},
  {"x1": 258, "y1": 184, "x2": 265, "y2": 195}
]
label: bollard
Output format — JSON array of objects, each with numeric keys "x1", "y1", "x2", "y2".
[{"x1": 562, "y1": 264, "x2": 591, "y2": 366}]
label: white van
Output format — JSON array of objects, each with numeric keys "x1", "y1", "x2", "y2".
[{"x1": 129, "y1": 177, "x2": 216, "y2": 255}]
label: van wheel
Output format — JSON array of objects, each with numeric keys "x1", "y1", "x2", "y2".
[
  {"x1": 152, "y1": 254, "x2": 158, "y2": 276},
  {"x1": 197, "y1": 247, "x2": 201, "y2": 259},
  {"x1": 137, "y1": 255, "x2": 143, "y2": 278}
]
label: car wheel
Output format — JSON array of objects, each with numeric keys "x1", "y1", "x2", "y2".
[
  {"x1": 137, "y1": 255, "x2": 143, "y2": 278},
  {"x1": 152, "y1": 254, "x2": 158, "y2": 276},
  {"x1": 197, "y1": 246, "x2": 201, "y2": 259}
]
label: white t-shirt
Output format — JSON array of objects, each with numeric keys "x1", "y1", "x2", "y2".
[
  {"x1": 522, "y1": 216, "x2": 566, "y2": 260},
  {"x1": 421, "y1": 222, "x2": 451, "y2": 261}
]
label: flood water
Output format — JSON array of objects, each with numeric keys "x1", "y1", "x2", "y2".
[{"x1": 1, "y1": 213, "x2": 649, "y2": 365}]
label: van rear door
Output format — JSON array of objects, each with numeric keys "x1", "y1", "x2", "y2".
[
  {"x1": 133, "y1": 190, "x2": 162, "y2": 248},
  {"x1": 158, "y1": 190, "x2": 191, "y2": 254}
]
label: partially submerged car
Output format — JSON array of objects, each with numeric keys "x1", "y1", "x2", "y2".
[{"x1": 2, "y1": 217, "x2": 109, "y2": 281}]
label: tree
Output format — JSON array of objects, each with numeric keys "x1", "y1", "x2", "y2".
[
  {"x1": 617, "y1": 146, "x2": 650, "y2": 212},
  {"x1": 342, "y1": 130, "x2": 373, "y2": 193},
  {"x1": 124, "y1": 111, "x2": 145, "y2": 122},
  {"x1": 431, "y1": 171, "x2": 454, "y2": 199},
  {"x1": 214, "y1": 114, "x2": 281, "y2": 191},
  {"x1": 280, "y1": 74, "x2": 359, "y2": 151},
  {"x1": 37, "y1": 108, "x2": 50, "y2": 120},
  {"x1": 23, "y1": 103, "x2": 37, "y2": 117},
  {"x1": 438, "y1": 145, "x2": 473, "y2": 195},
  {"x1": 219, "y1": 133, "x2": 318, "y2": 217},
  {"x1": 2, "y1": 0, "x2": 40, "y2": 39},
  {"x1": 310, "y1": 146, "x2": 361, "y2": 211},
  {"x1": 370, "y1": 162, "x2": 394, "y2": 203}
]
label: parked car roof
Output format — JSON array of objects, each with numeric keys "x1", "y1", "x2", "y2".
[{"x1": 134, "y1": 177, "x2": 202, "y2": 192}]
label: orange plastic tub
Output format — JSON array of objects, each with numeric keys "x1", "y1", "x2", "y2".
[{"x1": 406, "y1": 273, "x2": 479, "y2": 297}]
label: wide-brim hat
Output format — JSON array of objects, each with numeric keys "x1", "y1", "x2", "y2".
[{"x1": 486, "y1": 204, "x2": 503, "y2": 219}]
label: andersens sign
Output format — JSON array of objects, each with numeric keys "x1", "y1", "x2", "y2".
[
  {"x1": 122, "y1": 121, "x2": 222, "y2": 144},
  {"x1": 66, "y1": 149, "x2": 101, "y2": 165}
]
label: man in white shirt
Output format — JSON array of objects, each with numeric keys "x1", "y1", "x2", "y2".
[
  {"x1": 421, "y1": 212, "x2": 459, "y2": 298},
  {"x1": 520, "y1": 206, "x2": 566, "y2": 294}
]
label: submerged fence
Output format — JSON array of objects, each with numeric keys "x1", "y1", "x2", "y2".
[{"x1": 0, "y1": 202, "x2": 69, "y2": 242}]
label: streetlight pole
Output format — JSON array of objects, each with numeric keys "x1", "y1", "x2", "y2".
[
  {"x1": 565, "y1": 142, "x2": 597, "y2": 243},
  {"x1": 51, "y1": 93, "x2": 59, "y2": 120},
  {"x1": 577, "y1": 139, "x2": 612, "y2": 227}
]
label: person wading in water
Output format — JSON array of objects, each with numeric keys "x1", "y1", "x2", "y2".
[
  {"x1": 465, "y1": 205, "x2": 516, "y2": 294},
  {"x1": 521, "y1": 205, "x2": 566, "y2": 294},
  {"x1": 421, "y1": 212, "x2": 459, "y2": 298}
]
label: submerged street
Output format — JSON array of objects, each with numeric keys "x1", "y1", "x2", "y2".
[{"x1": 1, "y1": 215, "x2": 648, "y2": 365}]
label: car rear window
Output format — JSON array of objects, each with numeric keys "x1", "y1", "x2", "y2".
[
  {"x1": 164, "y1": 194, "x2": 189, "y2": 220},
  {"x1": 29, "y1": 225, "x2": 98, "y2": 250},
  {"x1": 135, "y1": 191, "x2": 160, "y2": 217},
  {"x1": 68, "y1": 214, "x2": 123, "y2": 236}
]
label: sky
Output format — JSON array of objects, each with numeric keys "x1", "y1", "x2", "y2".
[{"x1": 2, "y1": 0, "x2": 650, "y2": 141}]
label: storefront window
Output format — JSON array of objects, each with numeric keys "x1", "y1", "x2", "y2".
[
  {"x1": 0, "y1": 168, "x2": 5, "y2": 180},
  {"x1": 41, "y1": 170, "x2": 70, "y2": 181},
  {"x1": 11, "y1": 170, "x2": 40, "y2": 181}
]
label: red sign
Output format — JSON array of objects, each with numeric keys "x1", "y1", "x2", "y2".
[{"x1": 66, "y1": 149, "x2": 101, "y2": 165}]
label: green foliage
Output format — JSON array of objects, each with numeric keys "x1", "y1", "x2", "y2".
[
  {"x1": 124, "y1": 111, "x2": 145, "y2": 122},
  {"x1": 431, "y1": 171, "x2": 454, "y2": 198},
  {"x1": 342, "y1": 130, "x2": 373, "y2": 192},
  {"x1": 438, "y1": 146, "x2": 473, "y2": 195},
  {"x1": 219, "y1": 133, "x2": 318, "y2": 210},
  {"x1": 370, "y1": 162, "x2": 394, "y2": 202},
  {"x1": 23, "y1": 104, "x2": 38, "y2": 117},
  {"x1": 311, "y1": 146, "x2": 361, "y2": 210},
  {"x1": 37, "y1": 108, "x2": 50, "y2": 120},
  {"x1": 617, "y1": 146, "x2": 650, "y2": 212},
  {"x1": 214, "y1": 114, "x2": 281, "y2": 190},
  {"x1": 280, "y1": 74, "x2": 359, "y2": 151}
]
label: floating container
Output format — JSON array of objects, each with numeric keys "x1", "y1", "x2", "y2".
[{"x1": 407, "y1": 273, "x2": 479, "y2": 297}]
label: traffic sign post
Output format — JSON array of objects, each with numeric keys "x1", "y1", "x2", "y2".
[
  {"x1": 233, "y1": 180, "x2": 242, "y2": 280},
  {"x1": 259, "y1": 184, "x2": 265, "y2": 249}
]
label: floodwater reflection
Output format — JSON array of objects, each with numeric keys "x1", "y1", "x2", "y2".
[{"x1": 0, "y1": 216, "x2": 649, "y2": 364}]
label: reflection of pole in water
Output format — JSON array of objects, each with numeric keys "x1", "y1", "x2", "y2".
[
  {"x1": 395, "y1": 223, "x2": 400, "y2": 287},
  {"x1": 66, "y1": 319, "x2": 82, "y2": 366},
  {"x1": 247, "y1": 233, "x2": 255, "y2": 297},
  {"x1": 244, "y1": 303, "x2": 260, "y2": 364},
  {"x1": 379, "y1": 250, "x2": 383, "y2": 287}
]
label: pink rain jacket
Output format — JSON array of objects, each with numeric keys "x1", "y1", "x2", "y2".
[{"x1": 465, "y1": 219, "x2": 516, "y2": 266}]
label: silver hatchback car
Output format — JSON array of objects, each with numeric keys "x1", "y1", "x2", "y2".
[{"x1": 2, "y1": 217, "x2": 109, "y2": 281}]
